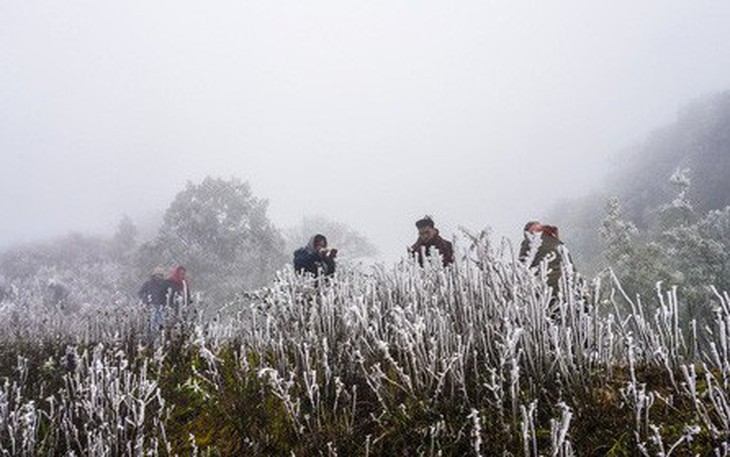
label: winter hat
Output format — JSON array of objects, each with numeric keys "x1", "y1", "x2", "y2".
[{"x1": 151, "y1": 266, "x2": 165, "y2": 277}]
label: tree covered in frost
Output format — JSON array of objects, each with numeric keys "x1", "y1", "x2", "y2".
[
  {"x1": 0, "y1": 232, "x2": 135, "y2": 310},
  {"x1": 0, "y1": 177, "x2": 288, "y2": 311},
  {"x1": 111, "y1": 214, "x2": 138, "y2": 257},
  {"x1": 602, "y1": 168, "x2": 730, "y2": 323},
  {"x1": 137, "y1": 176, "x2": 286, "y2": 304}
]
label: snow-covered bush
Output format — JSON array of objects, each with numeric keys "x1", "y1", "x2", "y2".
[{"x1": 602, "y1": 168, "x2": 730, "y2": 331}]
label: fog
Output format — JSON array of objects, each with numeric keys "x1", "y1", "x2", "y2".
[{"x1": 2, "y1": 1, "x2": 730, "y2": 261}]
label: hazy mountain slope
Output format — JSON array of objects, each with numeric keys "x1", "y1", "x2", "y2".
[{"x1": 552, "y1": 91, "x2": 730, "y2": 274}]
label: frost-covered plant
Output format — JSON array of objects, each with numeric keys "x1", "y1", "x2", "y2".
[
  {"x1": 0, "y1": 345, "x2": 171, "y2": 455},
  {"x1": 3, "y1": 228, "x2": 730, "y2": 454}
]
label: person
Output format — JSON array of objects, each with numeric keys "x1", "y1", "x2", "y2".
[
  {"x1": 166, "y1": 265, "x2": 192, "y2": 309},
  {"x1": 45, "y1": 279, "x2": 70, "y2": 309},
  {"x1": 294, "y1": 234, "x2": 337, "y2": 277},
  {"x1": 519, "y1": 221, "x2": 569, "y2": 301},
  {"x1": 518, "y1": 220, "x2": 542, "y2": 264},
  {"x1": 409, "y1": 216, "x2": 454, "y2": 267},
  {"x1": 138, "y1": 266, "x2": 169, "y2": 344},
  {"x1": 138, "y1": 266, "x2": 168, "y2": 306}
]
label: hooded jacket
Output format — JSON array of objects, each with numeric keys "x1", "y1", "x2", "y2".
[
  {"x1": 138, "y1": 276, "x2": 168, "y2": 305},
  {"x1": 294, "y1": 236, "x2": 336, "y2": 277}
]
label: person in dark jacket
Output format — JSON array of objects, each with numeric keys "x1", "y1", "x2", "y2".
[
  {"x1": 519, "y1": 221, "x2": 570, "y2": 301},
  {"x1": 294, "y1": 234, "x2": 337, "y2": 277},
  {"x1": 409, "y1": 216, "x2": 454, "y2": 267},
  {"x1": 139, "y1": 266, "x2": 169, "y2": 344},
  {"x1": 138, "y1": 266, "x2": 168, "y2": 306},
  {"x1": 45, "y1": 279, "x2": 70, "y2": 309},
  {"x1": 535, "y1": 225, "x2": 566, "y2": 293}
]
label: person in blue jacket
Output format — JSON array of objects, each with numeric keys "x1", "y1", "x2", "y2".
[
  {"x1": 293, "y1": 234, "x2": 337, "y2": 277},
  {"x1": 138, "y1": 266, "x2": 168, "y2": 306},
  {"x1": 138, "y1": 265, "x2": 169, "y2": 344}
]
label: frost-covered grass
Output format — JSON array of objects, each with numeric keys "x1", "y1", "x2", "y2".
[{"x1": 1, "y1": 231, "x2": 730, "y2": 455}]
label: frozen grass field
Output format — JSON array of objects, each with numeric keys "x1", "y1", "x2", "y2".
[{"x1": 1, "y1": 233, "x2": 729, "y2": 456}]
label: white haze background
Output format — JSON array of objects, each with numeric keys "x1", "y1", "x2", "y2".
[{"x1": 2, "y1": 1, "x2": 730, "y2": 261}]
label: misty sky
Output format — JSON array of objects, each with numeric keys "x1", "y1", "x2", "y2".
[{"x1": 2, "y1": 1, "x2": 730, "y2": 261}]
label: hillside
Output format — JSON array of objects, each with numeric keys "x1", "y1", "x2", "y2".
[{"x1": 552, "y1": 91, "x2": 730, "y2": 274}]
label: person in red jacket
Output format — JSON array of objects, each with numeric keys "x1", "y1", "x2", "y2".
[
  {"x1": 166, "y1": 265, "x2": 192, "y2": 309},
  {"x1": 409, "y1": 216, "x2": 454, "y2": 267}
]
